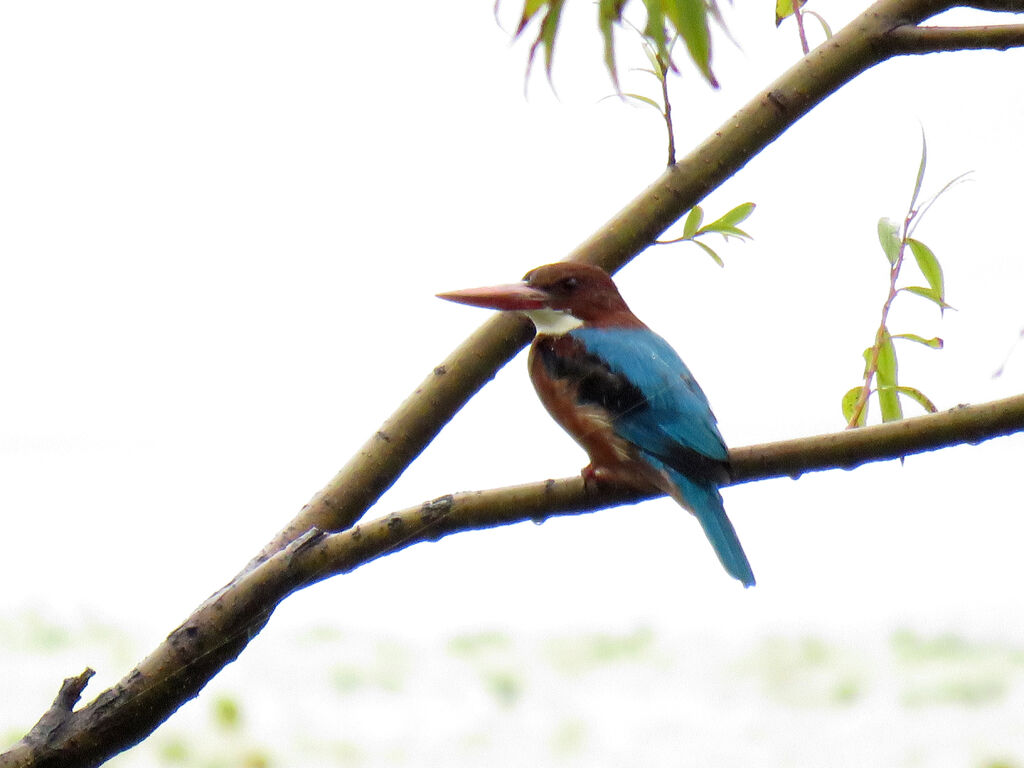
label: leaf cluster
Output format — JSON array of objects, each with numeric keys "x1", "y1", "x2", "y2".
[
  {"x1": 843, "y1": 135, "x2": 963, "y2": 427},
  {"x1": 656, "y1": 202, "x2": 755, "y2": 265},
  {"x1": 504, "y1": 0, "x2": 720, "y2": 89}
]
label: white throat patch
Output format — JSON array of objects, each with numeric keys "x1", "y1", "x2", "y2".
[{"x1": 524, "y1": 308, "x2": 584, "y2": 336}]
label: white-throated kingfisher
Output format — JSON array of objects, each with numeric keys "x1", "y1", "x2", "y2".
[{"x1": 438, "y1": 262, "x2": 755, "y2": 587}]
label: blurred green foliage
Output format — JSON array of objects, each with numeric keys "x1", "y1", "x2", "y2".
[
  {"x1": 211, "y1": 696, "x2": 242, "y2": 732},
  {"x1": 447, "y1": 631, "x2": 513, "y2": 658},
  {"x1": 550, "y1": 718, "x2": 588, "y2": 756},
  {"x1": 739, "y1": 635, "x2": 866, "y2": 707},
  {"x1": 893, "y1": 629, "x2": 1023, "y2": 707},
  {"x1": 545, "y1": 626, "x2": 655, "y2": 675},
  {"x1": 329, "y1": 640, "x2": 410, "y2": 695},
  {"x1": 7, "y1": 617, "x2": 1024, "y2": 766}
]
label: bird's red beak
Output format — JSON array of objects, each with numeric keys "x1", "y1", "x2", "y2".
[{"x1": 436, "y1": 282, "x2": 549, "y2": 311}]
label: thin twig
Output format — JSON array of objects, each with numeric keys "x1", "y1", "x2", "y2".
[
  {"x1": 660, "y1": 55, "x2": 676, "y2": 165},
  {"x1": 886, "y1": 23, "x2": 1024, "y2": 52},
  {"x1": 792, "y1": 0, "x2": 811, "y2": 53}
]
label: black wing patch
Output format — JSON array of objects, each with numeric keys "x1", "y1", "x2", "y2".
[
  {"x1": 534, "y1": 337, "x2": 647, "y2": 416},
  {"x1": 534, "y1": 337, "x2": 731, "y2": 483}
]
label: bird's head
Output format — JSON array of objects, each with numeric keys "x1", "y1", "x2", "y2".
[{"x1": 437, "y1": 262, "x2": 638, "y2": 333}]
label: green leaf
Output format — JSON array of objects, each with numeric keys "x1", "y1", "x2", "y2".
[
  {"x1": 598, "y1": 0, "x2": 627, "y2": 90},
  {"x1": 906, "y1": 238, "x2": 944, "y2": 298},
  {"x1": 641, "y1": 0, "x2": 671, "y2": 66},
  {"x1": 775, "y1": 0, "x2": 795, "y2": 25},
  {"x1": 701, "y1": 224, "x2": 751, "y2": 240},
  {"x1": 892, "y1": 333, "x2": 944, "y2": 349},
  {"x1": 875, "y1": 329, "x2": 903, "y2": 422},
  {"x1": 842, "y1": 386, "x2": 867, "y2": 426},
  {"x1": 663, "y1": 0, "x2": 718, "y2": 87},
  {"x1": 623, "y1": 92, "x2": 663, "y2": 111},
  {"x1": 716, "y1": 202, "x2": 755, "y2": 227},
  {"x1": 803, "y1": 9, "x2": 832, "y2": 38},
  {"x1": 861, "y1": 346, "x2": 874, "y2": 377},
  {"x1": 634, "y1": 67, "x2": 661, "y2": 80},
  {"x1": 699, "y1": 203, "x2": 754, "y2": 239},
  {"x1": 640, "y1": 39, "x2": 666, "y2": 79},
  {"x1": 878, "y1": 388, "x2": 904, "y2": 422},
  {"x1": 514, "y1": 0, "x2": 548, "y2": 36},
  {"x1": 682, "y1": 206, "x2": 703, "y2": 238},
  {"x1": 875, "y1": 330, "x2": 897, "y2": 386},
  {"x1": 521, "y1": 0, "x2": 566, "y2": 81},
  {"x1": 914, "y1": 171, "x2": 972, "y2": 227},
  {"x1": 537, "y1": 0, "x2": 566, "y2": 79},
  {"x1": 893, "y1": 385, "x2": 938, "y2": 414},
  {"x1": 877, "y1": 217, "x2": 902, "y2": 265},
  {"x1": 692, "y1": 239, "x2": 724, "y2": 266},
  {"x1": 902, "y1": 286, "x2": 955, "y2": 312},
  {"x1": 909, "y1": 129, "x2": 928, "y2": 214}
]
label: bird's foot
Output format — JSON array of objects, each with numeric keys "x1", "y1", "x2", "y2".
[{"x1": 581, "y1": 464, "x2": 613, "y2": 494}]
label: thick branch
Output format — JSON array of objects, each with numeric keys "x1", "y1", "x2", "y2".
[
  {"x1": 248, "y1": 0, "x2": 957, "y2": 569},
  {"x1": 302, "y1": 393, "x2": 1024, "y2": 573},
  {"x1": 962, "y1": 0, "x2": 1024, "y2": 10},
  {"x1": 5, "y1": 394, "x2": 1023, "y2": 768},
  {"x1": 247, "y1": 313, "x2": 535, "y2": 567},
  {"x1": 886, "y1": 23, "x2": 1024, "y2": 52}
]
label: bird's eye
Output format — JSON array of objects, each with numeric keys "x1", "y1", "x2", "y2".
[{"x1": 559, "y1": 277, "x2": 579, "y2": 292}]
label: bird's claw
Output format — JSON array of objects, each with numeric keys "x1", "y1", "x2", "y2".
[{"x1": 581, "y1": 464, "x2": 611, "y2": 493}]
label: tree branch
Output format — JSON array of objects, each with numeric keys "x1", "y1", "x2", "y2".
[
  {"x1": 961, "y1": 0, "x2": 1024, "y2": 11},
  {"x1": 303, "y1": 393, "x2": 1024, "y2": 574},
  {"x1": 886, "y1": 23, "x2": 1024, "y2": 52},
  {"x1": 246, "y1": 0, "x2": 957, "y2": 573},
  {"x1": 5, "y1": 394, "x2": 1024, "y2": 768}
]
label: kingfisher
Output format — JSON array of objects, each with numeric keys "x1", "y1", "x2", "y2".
[{"x1": 438, "y1": 262, "x2": 755, "y2": 587}]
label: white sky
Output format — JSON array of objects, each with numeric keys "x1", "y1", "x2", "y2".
[{"x1": 0, "y1": 0, "x2": 1022, "y2": 687}]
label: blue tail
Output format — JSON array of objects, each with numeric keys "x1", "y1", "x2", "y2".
[{"x1": 665, "y1": 468, "x2": 755, "y2": 588}]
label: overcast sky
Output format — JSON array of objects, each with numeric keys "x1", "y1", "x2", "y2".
[{"x1": 0, "y1": 0, "x2": 1022, "y2": 683}]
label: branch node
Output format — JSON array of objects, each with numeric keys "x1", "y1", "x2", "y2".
[
  {"x1": 421, "y1": 494, "x2": 454, "y2": 522},
  {"x1": 288, "y1": 527, "x2": 325, "y2": 557},
  {"x1": 19, "y1": 667, "x2": 96, "y2": 748}
]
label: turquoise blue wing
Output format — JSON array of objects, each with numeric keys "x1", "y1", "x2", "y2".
[
  {"x1": 566, "y1": 328, "x2": 753, "y2": 587},
  {"x1": 570, "y1": 327, "x2": 729, "y2": 468}
]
